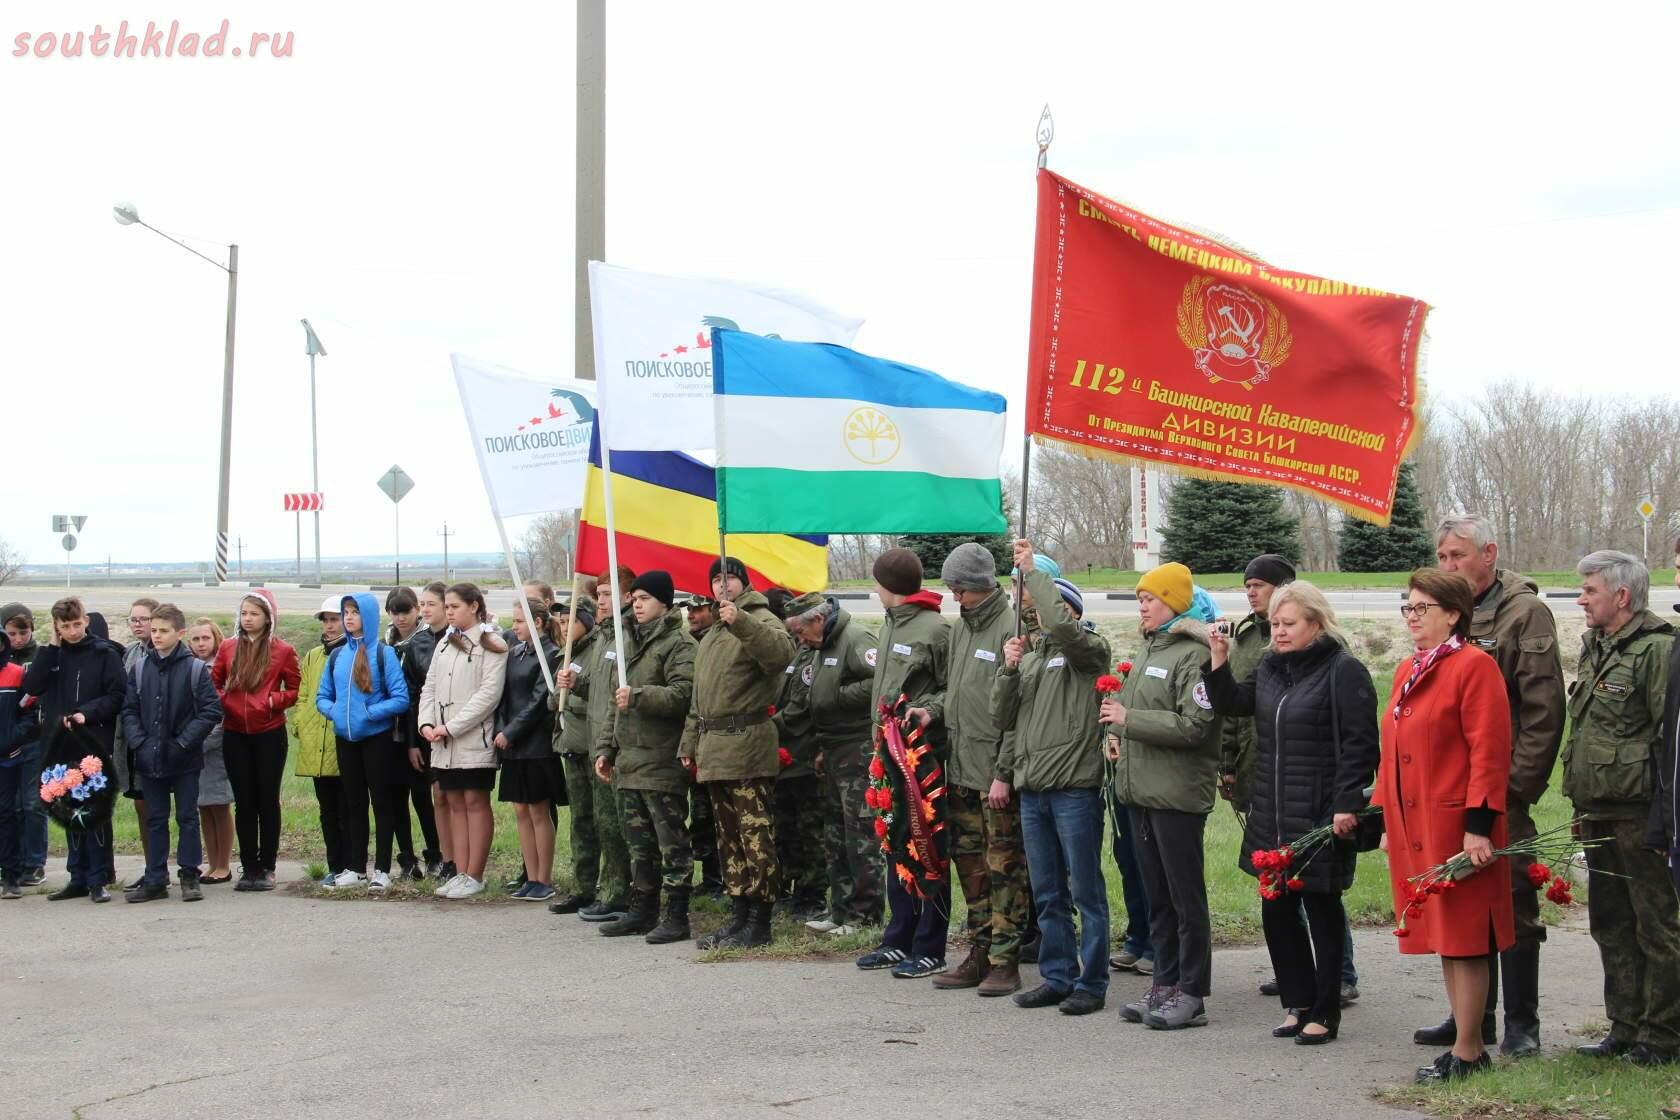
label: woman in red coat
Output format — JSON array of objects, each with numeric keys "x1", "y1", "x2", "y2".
[{"x1": 1375, "y1": 568, "x2": 1513, "y2": 1084}]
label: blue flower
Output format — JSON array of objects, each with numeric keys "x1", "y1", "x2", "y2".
[
  {"x1": 41, "y1": 769, "x2": 53, "y2": 785},
  {"x1": 87, "y1": 773, "x2": 109, "y2": 792},
  {"x1": 70, "y1": 784, "x2": 91, "y2": 801},
  {"x1": 49, "y1": 764, "x2": 69, "y2": 782}
]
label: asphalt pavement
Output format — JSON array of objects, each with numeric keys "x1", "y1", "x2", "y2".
[{"x1": 1, "y1": 857, "x2": 1614, "y2": 1120}]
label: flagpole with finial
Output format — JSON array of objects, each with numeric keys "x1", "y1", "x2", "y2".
[{"x1": 1016, "y1": 104, "x2": 1053, "y2": 637}]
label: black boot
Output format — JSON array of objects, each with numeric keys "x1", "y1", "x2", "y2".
[
  {"x1": 1500, "y1": 943, "x2": 1542, "y2": 1059},
  {"x1": 698, "y1": 854, "x2": 724, "y2": 900},
  {"x1": 599, "y1": 891, "x2": 658, "y2": 938},
  {"x1": 1413, "y1": 1011, "x2": 1497, "y2": 1046},
  {"x1": 698, "y1": 895, "x2": 750, "y2": 950},
  {"x1": 645, "y1": 886, "x2": 692, "y2": 945},
  {"x1": 720, "y1": 898, "x2": 773, "y2": 950}
]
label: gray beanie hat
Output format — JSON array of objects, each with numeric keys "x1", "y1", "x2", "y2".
[{"x1": 940, "y1": 542, "x2": 999, "y2": 591}]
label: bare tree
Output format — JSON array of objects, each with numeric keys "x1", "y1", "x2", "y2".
[
  {"x1": 0, "y1": 536, "x2": 20, "y2": 585},
  {"x1": 520, "y1": 513, "x2": 579, "y2": 584}
]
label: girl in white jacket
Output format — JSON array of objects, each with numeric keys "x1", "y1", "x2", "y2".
[{"x1": 419, "y1": 583, "x2": 508, "y2": 899}]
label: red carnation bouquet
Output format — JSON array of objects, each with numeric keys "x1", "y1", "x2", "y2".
[{"x1": 1392, "y1": 820, "x2": 1598, "y2": 937}]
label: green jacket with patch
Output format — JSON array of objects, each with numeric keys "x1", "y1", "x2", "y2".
[
  {"x1": 992, "y1": 568, "x2": 1112, "y2": 792},
  {"x1": 551, "y1": 625, "x2": 599, "y2": 756},
  {"x1": 806, "y1": 605, "x2": 877, "y2": 769},
  {"x1": 1218, "y1": 611, "x2": 1268, "y2": 812},
  {"x1": 1562, "y1": 609, "x2": 1673, "y2": 821},
  {"x1": 1111, "y1": 619, "x2": 1221, "y2": 814},
  {"x1": 946, "y1": 587, "x2": 1018, "y2": 791},
  {"x1": 681, "y1": 590, "x2": 797, "y2": 782},
  {"x1": 870, "y1": 595, "x2": 950, "y2": 746},
  {"x1": 1469, "y1": 569, "x2": 1566, "y2": 806},
  {"x1": 774, "y1": 643, "x2": 820, "y2": 780},
  {"x1": 596, "y1": 611, "x2": 696, "y2": 794},
  {"x1": 571, "y1": 607, "x2": 636, "y2": 755}
]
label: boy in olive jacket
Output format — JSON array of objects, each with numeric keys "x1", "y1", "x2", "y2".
[{"x1": 993, "y1": 542, "x2": 1111, "y2": 1015}]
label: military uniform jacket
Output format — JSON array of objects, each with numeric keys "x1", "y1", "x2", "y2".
[
  {"x1": 870, "y1": 594, "x2": 949, "y2": 745},
  {"x1": 680, "y1": 590, "x2": 796, "y2": 782},
  {"x1": 1110, "y1": 619, "x2": 1221, "y2": 813},
  {"x1": 946, "y1": 587, "x2": 1018, "y2": 791},
  {"x1": 1468, "y1": 570, "x2": 1566, "y2": 807},
  {"x1": 551, "y1": 626, "x2": 599, "y2": 757},
  {"x1": 1218, "y1": 611, "x2": 1268, "y2": 812},
  {"x1": 991, "y1": 568, "x2": 1112, "y2": 792},
  {"x1": 597, "y1": 611, "x2": 696, "y2": 794},
  {"x1": 571, "y1": 608, "x2": 636, "y2": 757},
  {"x1": 1562, "y1": 609, "x2": 1673, "y2": 821},
  {"x1": 806, "y1": 606, "x2": 877, "y2": 767},
  {"x1": 774, "y1": 642, "x2": 820, "y2": 780},
  {"x1": 1644, "y1": 609, "x2": 1680, "y2": 855}
]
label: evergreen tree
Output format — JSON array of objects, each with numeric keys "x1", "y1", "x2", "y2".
[
  {"x1": 897, "y1": 532, "x2": 1012, "y2": 580},
  {"x1": 1159, "y1": 479, "x2": 1302, "y2": 574},
  {"x1": 1337, "y1": 461, "x2": 1435, "y2": 572}
]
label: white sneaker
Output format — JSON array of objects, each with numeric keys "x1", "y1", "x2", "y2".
[
  {"x1": 433, "y1": 874, "x2": 463, "y2": 897},
  {"x1": 332, "y1": 870, "x2": 367, "y2": 889},
  {"x1": 319, "y1": 871, "x2": 341, "y2": 890},
  {"x1": 827, "y1": 924, "x2": 857, "y2": 937},
  {"x1": 368, "y1": 870, "x2": 391, "y2": 892},
  {"x1": 805, "y1": 915, "x2": 840, "y2": 933},
  {"x1": 444, "y1": 875, "x2": 484, "y2": 900}
]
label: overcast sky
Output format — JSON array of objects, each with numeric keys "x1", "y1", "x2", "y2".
[{"x1": 4, "y1": 1, "x2": 1677, "y2": 566}]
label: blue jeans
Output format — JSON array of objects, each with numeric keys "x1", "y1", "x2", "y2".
[
  {"x1": 139, "y1": 771, "x2": 201, "y2": 886},
  {"x1": 1106, "y1": 781, "x2": 1152, "y2": 959},
  {"x1": 14, "y1": 741, "x2": 48, "y2": 871},
  {"x1": 1021, "y1": 788, "x2": 1110, "y2": 997}
]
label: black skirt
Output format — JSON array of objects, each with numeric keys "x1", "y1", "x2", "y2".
[
  {"x1": 433, "y1": 766, "x2": 497, "y2": 792},
  {"x1": 498, "y1": 755, "x2": 566, "y2": 805}
]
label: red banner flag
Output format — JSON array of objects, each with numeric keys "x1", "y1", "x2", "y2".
[{"x1": 1025, "y1": 169, "x2": 1429, "y2": 524}]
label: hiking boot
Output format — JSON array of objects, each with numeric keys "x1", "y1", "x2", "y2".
[
  {"x1": 718, "y1": 899, "x2": 773, "y2": 950},
  {"x1": 179, "y1": 873, "x2": 203, "y2": 902},
  {"x1": 251, "y1": 871, "x2": 276, "y2": 892},
  {"x1": 1013, "y1": 982, "x2": 1067, "y2": 1009},
  {"x1": 599, "y1": 892, "x2": 658, "y2": 938},
  {"x1": 126, "y1": 880, "x2": 169, "y2": 903},
  {"x1": 1133, "y1": 956, "x2": 1155, "y2": 976},
  {"x1": 698, "y1": 896, "x2": 751, "y2": 950},
  {"x1": 1059, "y1": 990, "x2": 1106, "y2": 1016},
  {"x1": 548, "y1": 892, "x2": 592, "y2": 915},
  {"x1": 978, "y1": 962, "x2": 1022, "y2": 997},
  {"x1": 930, "y1": 943, "x2": 990, "y2": 990},
  {"x1": 48, "y1": 882, "x2": 89, "y2": 901},
  {"x1": 579, "y1": 897, "x2": 630, "y2": 923},
  {"x1": 1145, "y1": 990, "x2": 1208, "y2": 1030},
  {"x1": 1577, "y1": 1035, "x2": 1635, "y2": 1059},
  {"x1": 1120, "y1": 985, "x2": 1170, "y2": 1024},
  {"x1": 1110, "y1": 948, "x2": 1143, "y2": 971},
  {"x1": 1415, "y1": 1012, "x2": 1495, "y2": 1047},
  {"x1": 645, "y1": 888, "x2": 692, "y2": 945}
]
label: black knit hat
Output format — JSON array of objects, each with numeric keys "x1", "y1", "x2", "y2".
[
  {"x1": 708, "y1": 556, "x2": 751, "y2": 588},
  {"x1": 873, "y1": 548, "x2": 924, "y2": 597},
  {"x1": 630, "y1": 570, "x2": 675, "y2": 608},
  {"x1": 1243, "y1": 554, "x2": 1297, "y2": 587}
]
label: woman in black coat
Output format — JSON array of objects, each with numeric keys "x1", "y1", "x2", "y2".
[
  {"x1": 494, "y1": 598, "x2": 564, "y2": 901},
  {"x1": 1202, "y1": 581, "x2": 1380, "y2": 1044}
]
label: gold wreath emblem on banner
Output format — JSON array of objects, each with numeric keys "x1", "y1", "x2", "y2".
[
  {"x1": 1176, "y1": 275, "x2": 1293, "y2": 391},
  {"x1": 844, "y1": 406, "x2": 901, "y2": 465}
]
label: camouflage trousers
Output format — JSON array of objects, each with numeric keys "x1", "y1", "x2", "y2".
[
  {"x1": 617, "y1": 786, "x2": 694, "y2": 895},
  {"x1": 707, "y1": 778, "x2": 779, "y2": 902},
  {"x1": 945, "y1": 783, "x2": 1033, "y2": 966},
  {"x1": 1582, "y1": 816, "x2": 1680, "y2": 1049},
  {"x1": 774, "y1": 773, "x2": 826, "y2": 900},
  {"x1": 573, "y1": 760, "x2": 630, "y2": 903},
  {"x1": 689, "y1": 783, "x2": 721, "y2": 891},
  {"x1": 821, "y1": 751, "x2": 884, "y2": 926}
]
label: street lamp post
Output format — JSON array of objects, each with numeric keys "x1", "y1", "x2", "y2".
[
  {"x1": 114, "y1": 202, "x2": 238, "y2": 585},
  {"x1": 301, "y1": 319, "x2": 326, "y2": 583}
]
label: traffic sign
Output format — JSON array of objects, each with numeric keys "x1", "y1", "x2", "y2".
[
  {"x1": 377, "y1": 465, "x2": 414, "y2": 504},
  {"x1": 72, "y1": 515, "x2": 87, "y2": 532},
  {"x1": 61, "y1": 533, "x2": 77, "y2": 552},
  {"x1": 1637, "y1": 499, "x2": 1656, "y2": 521},
  {"x1": 283, "y1": 492, "x2": 325, "y2": 512},
  {"x1": 52, "y1": 515, "x2": 66, "y2": 533}
]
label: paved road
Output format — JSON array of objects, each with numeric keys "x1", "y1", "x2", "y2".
[
  {"x1": 9, "y1": 581, "x2": 1675, "y2": 621},
  {"x1": 2, "y1": 857, "x2": 1613, "y2": 1120}
]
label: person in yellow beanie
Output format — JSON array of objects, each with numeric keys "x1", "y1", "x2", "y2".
[{"x1": 1101, "y1": 561, "x2": 1222, "y2": 1030}]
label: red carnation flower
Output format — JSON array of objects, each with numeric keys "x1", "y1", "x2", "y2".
[
  {"x1": 1286, "y1": 878, "x2": 1304, "y2": 891},
  {"x1": 1278, "y1": 847, "x2": 1294, "y2": 866},
  {"x1": 1393, "y1": 927, "x2": 1411, "y2": 938},
  {"x1": 767, "y1": 705, "x2": 778, "y2": 717},
  {"x1": 1526, "y1": 862, "x2": 1551, "y2": 888},
  {"x1": 777, "y1": 747, "x2": 792, "y2": 769},
  {"x1": 874, "y1": 817, "x2": 889, "y2": 839},
  {"x1": 1095, "y1": 675, "x2": 1122, "y2": 694},
  {"x1": 869, "y1": 755, "x2": 885, "y2": 780},
  {"x1": 1116, "y1": 661, "x2": 1134, "y2": 674}
]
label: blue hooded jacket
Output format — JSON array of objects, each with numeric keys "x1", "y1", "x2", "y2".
[{"x1": 316, "y1": 593, "x2": 409, "y2": 741}]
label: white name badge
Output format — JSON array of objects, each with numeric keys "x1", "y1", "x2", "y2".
[
  {"x1": 975, "y1": 649, "x2": 997, "y2": 663},
  {"x1": 785, "y1": 664, "x2": 796, "y2": 674},
  {"x1": 1145, "y1": 665, "x2": 1169, "y2": 679},
  {"x1": 823, "y1": 657, "x2": 839, "y2": 666},
  {"x1": 569, "y1": 662, "x2": 582, "y2": 673},
  {"x1": 1047, "y1": 655, "x2": 1066, "y2": 669},
  {"x1": 892, "y1": 643, "x2": 913, "y2": 656},
  {"x1": 604, "y1": 651, "x2": 617, "y2": 662}
]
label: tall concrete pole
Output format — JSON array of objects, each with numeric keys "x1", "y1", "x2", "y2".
[{"x1": 576, "y1": 0, "x2": 605, "y2": 382}]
